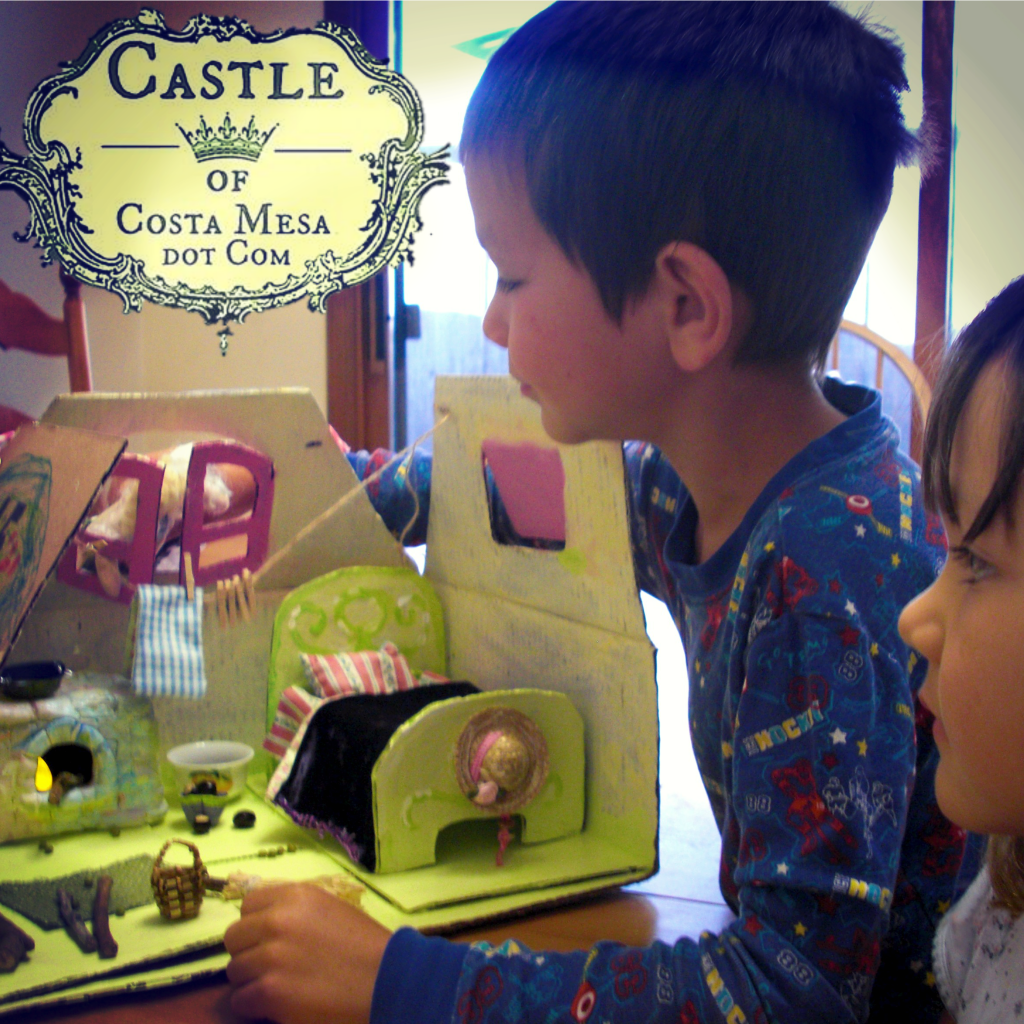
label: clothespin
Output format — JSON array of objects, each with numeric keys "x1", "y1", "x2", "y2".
[
  {"x1": 216, "y1": 578, "x2": 228, "y2": 628},
  {"x1": 239, "y1": 568, "x2": 253, "y2": 622},
  {"x1": 183, "y1": 552, "x2": 195, "y2": 603}
]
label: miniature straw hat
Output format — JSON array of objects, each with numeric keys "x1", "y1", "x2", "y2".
[{"x1": 454, "y1": 707, "x2": 549, "y2": 815}]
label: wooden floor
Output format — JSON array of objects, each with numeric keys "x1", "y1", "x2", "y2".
[{"x1": 15, "y1": 591, "x2": 730, "y2": 1023}]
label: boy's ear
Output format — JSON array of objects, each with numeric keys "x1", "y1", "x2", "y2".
[{"x1": 651, "y1": 242, "x2": 739, "y2": 373}]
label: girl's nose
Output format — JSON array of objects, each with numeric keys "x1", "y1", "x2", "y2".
[
  {"x1": 482, "y1": 294, "x2": 509, "y2": 350},
  {"x1": 897, "y1": 584, "x2": 944, "y2": 666}
]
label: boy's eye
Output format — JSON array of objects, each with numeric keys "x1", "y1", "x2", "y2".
[
  {"x1": 496, "y1": 278, "x2": 523, "y2": 294},
  {"x1": 950, "y1": 545, "x2": 995, "y2": 583}
]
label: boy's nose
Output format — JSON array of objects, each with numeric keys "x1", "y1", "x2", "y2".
[{"x1": 897, "y1": 585, "x2": 944, "y2": 665}]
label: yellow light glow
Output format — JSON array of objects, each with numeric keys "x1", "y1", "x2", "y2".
[{"x1": 35, "y1": 757, "x2": 53, "y2": 793}]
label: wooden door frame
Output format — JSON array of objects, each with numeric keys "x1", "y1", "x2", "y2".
[
  {"x1": 323, "y1": 0, "x2": 392, "y2": 451},
  {"x1": 914, "y1": 3, "x2": 955, "y2": 384}
]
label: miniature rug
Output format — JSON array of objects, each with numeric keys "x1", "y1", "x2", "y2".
[{"x1": 0, "y1": 854, "x2": 155, "y2": 928}]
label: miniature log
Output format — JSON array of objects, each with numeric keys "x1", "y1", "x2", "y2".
[
  {"x1": 48, "y1": 771, "x2": 84, "y2": 806},
  {"x1": 0, "y1": 910, "x2": 34, "y2": 972},
  {"x1": 92, "y1": 875, "x2": 118, "y2": 959},
  {"x1": 56, "y1": 888, "x2": 97, "y2": 953}
]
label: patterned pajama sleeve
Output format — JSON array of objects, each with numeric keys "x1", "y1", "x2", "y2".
[
  {"x1": 347, "y1": 448, "x2": 433, "y2": 546},
  {"x1": 721, "y1": 586, "x2": 916, "y2": 1022},
  {"x1": 348, "y1": 448, "x2": 555, "y2": 550}
]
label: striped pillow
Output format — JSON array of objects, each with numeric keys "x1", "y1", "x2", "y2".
[
  {"x1": 301, "y1": 642, "x2": 420, "y2": 699},
  {"x1": 263, "y1": 644, "x2": 449, "y2": 761}
]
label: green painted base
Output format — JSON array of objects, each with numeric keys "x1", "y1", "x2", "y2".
[{"x1": 0, "y1": 781, "x2": 654, "y2": 1011}]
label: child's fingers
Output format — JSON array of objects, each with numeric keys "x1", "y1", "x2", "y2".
[
  {"x1": 224, "y1": 942, "x2": 276, "y2": 987},
  {"x1": 224, "y1": 912, "x2": 274, "y2": 955},
  {"x1": 238, "y1": 881, "x2": 315, "y2": 916}
]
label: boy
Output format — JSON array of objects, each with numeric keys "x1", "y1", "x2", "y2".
[{"x1": 225, "y1": 4, "x2": 981, "y2": 1022}]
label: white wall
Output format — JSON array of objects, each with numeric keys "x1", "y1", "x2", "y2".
[
  {"x1": 839, "y1": 2, "x2": 1024, "y2": 345},
  {"x1": 838, "y1": 1, "x2": 923, "y2": 352},
  {"x1": 0, "y1": 1, "x2": 327, "y2": 419},
  {"x1": 948, "y1": 2, "x2": 1024, "y2": 331}
]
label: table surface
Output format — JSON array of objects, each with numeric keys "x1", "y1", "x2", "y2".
[{"x1": 11, "y1": 889, "x2": 735, "y2": 1024}]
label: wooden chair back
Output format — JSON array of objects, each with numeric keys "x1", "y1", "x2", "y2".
[
  {"x1": 0, "y1": 269, "x2": 92, "y2": 430},
  {"x1": 827, "y1": 319, "x2": 931, "y2": 463}
]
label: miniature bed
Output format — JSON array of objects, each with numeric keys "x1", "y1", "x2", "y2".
[{"x1": 0, "y1": 378, "x2": 658, "y2": 1012}]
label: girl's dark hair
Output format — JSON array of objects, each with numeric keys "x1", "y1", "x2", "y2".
[
  {"x1": 989, "y1": 835, "x2": 1024, "y2": 919},
  {"x1": 460, "y1": 1, "x2": 918, "y2": 369},
  {"x1": 923, "y1": 275, "x2": 1024, "y2": 541}
]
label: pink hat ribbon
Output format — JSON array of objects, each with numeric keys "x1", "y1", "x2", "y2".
[{"x1": 470, "y1": 730, "x2": 504, "y2": 783}]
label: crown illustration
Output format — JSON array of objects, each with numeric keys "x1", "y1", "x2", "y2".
[{"x1": 176, "y1": 114, "x2": 277, "y2": 163}]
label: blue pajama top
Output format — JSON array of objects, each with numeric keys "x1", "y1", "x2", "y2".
[{"x1": 350, "y1": 379, "x2": 982, "y2": 1024}]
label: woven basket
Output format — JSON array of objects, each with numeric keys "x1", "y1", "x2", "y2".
[{"x1": 152, "y1": 838, "x2": 208, "y2": 920}]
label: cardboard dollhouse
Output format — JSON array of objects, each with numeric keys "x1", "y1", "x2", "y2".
[{"x1": 0, "y1": 378, "x2": 658, "y2": 1011}]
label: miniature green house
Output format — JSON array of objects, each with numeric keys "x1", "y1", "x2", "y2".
[{"x1": 0, "y1": 673, "x2": 166, "y2": 842}]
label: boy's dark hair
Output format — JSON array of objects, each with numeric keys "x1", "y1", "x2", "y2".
[
  {"x1": 460, "y1": 1, "x2": 918, "y2": 369},
  {"x1": 923, "y1": 275, "x2": 1024, "y2": 542}
]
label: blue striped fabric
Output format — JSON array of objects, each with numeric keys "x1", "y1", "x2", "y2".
[{"x1": 131, "y1": 584, "x2": 207, "y2": 698}]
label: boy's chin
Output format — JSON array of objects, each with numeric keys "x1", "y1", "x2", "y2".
[
  {"x1": 539, "y1": 412, "x2": 599, "y2": 447},
  {"x1": 538, "y1": 406, "x2": 623, "y2": 447}
]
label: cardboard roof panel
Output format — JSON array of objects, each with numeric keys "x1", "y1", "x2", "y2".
[{"x1": 0, "y1": 423, "x2": 125, "y2": 666}]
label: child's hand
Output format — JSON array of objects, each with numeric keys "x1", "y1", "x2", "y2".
[{"x1": 224, "y1": 882, "x2": 390, "y2": 1024}]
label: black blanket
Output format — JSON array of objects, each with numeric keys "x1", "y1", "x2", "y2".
[{"x1": 274, "y1": 682, "x2": 479, "y2": 870}]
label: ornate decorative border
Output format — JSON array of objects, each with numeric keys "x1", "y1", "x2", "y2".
[{"x1": 0, "y1": 8, "x2": 448, "y2": 322}]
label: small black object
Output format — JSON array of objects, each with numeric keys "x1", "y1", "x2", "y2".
[
  {"x1": 192, "y1": 814, "x2": 211, "y2": 835},
  {"x1": 0, "y1": 661, "x2": 66, "y2": 701},
  {"x1": 189, "y1": 780, "x2": 217, "y2": 797},
  {"x1": 38, "y1": 841, "x2": 53, "y2": 855},
  {"x1": 233, "y1": 810, "x2": 256, "y2": 829}
]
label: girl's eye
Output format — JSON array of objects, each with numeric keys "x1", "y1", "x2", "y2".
[
  {"x1": 950, "y1": 545, "x2": 996, "y2": 583},
  {"x1": 496, "y1": 278, "x2": 523, "y2": 294}
]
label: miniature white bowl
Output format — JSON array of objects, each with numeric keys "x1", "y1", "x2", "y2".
[{"x1": 166, "y1": 741, "x2": 253, "y2": 803}]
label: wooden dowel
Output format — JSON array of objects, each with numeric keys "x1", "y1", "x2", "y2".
[
  {"x1": 56, "y1": 888, "x2": 97, "y2": 954},
  {"x1": 0, "y1": 910, "x2": 34, "y2": 972},
  {"x1": 93, "y1": 875, "x2": 118, "y2": 959}
]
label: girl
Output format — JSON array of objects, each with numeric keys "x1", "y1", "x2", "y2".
[{"x1": 899, "y1": 274, "x2": 1024, "y2": 1023}]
